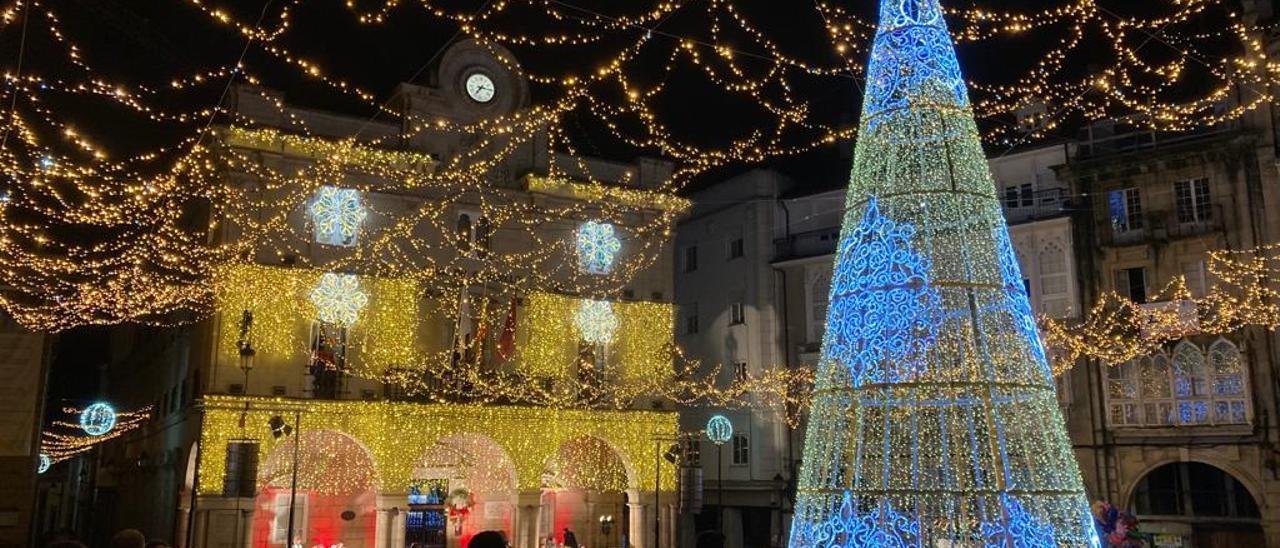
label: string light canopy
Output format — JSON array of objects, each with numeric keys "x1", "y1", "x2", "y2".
[
  {"x1": 78, "y1": 402, "x2": 117, "y2": 436},
  {"x1": 0, "y1": 0, "x2": 1270, "y2": 338},
  {"x1": 790, "y1": 0, "x2": 1098, "y2": 545},
  {"x1": 42, "y1": 405, "x2": 151, "y2": 464}
]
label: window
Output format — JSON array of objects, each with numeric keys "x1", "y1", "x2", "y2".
[
  {"x1": 1175, "y1": 178, "x2": 1212, "y2": 224},
  {"x1": 1182, "y1": 261, "x2": 1208, "y2": 297},
  {"x1": 270, "y1": 492, "x2": 308, "y2": 544},
  {"x1": 475, "y1": 216, "x2": 492, "y2": 255},
  {"x1": 728, "y1": 238, "x2": 744, "y2": 260},
  {"x1": 683, "y1": 246, "x2": 698, "y2": 273},
  {"x1": 456, "y1": 213, "x2": 473, "y2": 250},
  {"x1": 1115, "y1": 267, "x2": 1147, "y2": 303},
  {"x1": 731, "y1": 434, "x2": 749, "y2": 465},
  {"x1": 730, "y1": 302, "x2": 745, "y2": 325},
  {"x1": 1105, "y1": 339, "x2": 1250, "y2": 427},
  {"x1": 684, "y1": 303, "x2": 699, "y2": 335},
  {"x1": 1108, "y1": 188, "x2": 1143, "y2": 233},
  {"x1": 1039, "y1": 242, "x2": 1069, "y2": 317},
  {"x1": 806, "y1": 269, "x2": 832, "y2": 343},
  {"x1": 1133, "y1": 462, "x2": 1260, "y2": 519},
  {"x1": 1004, "y1": 183, "x2": 1033, "y2": 209},
  {"x1": 734, "y1": 362, "x2": 748, "y2": 383},
  {"x1": 309, "y1": 321, "x2": 348, "y2": 399}
]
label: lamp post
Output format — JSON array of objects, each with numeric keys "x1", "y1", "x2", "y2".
[
  {"x1": 652, "y1": 436, "x2": 679, "y2": 548},
  {"x1": 237, "y1": 310, "x2": 256, "y2": 392},
  {"x1": 705, "y1": 415, "x2": 733, "y2": 533}
]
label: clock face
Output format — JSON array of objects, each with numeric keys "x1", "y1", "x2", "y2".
[{"x1": 464, "y1": 72, "x2": 496, "y2": 103}]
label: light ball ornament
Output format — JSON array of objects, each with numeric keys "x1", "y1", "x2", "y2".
[
  {"x1": 37, "y1": 453, "x2": 52, "y2": 474},
  {"x1": 79, "y1": 402, "x2": 117, "y2": 436},
  {"x1": 705, "y1": 415, "x2": 732, "y2": 446}
]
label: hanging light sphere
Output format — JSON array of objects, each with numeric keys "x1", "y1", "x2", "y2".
[
  {"x1": 79, "y1": 402, "x2": 117, "y2": 436},
  {"x1": 37, "y1": 453, "x2": 51, "y2": 474},
  {"x1": 706, "y1": 414, "x2": 733, "y2": 446}
]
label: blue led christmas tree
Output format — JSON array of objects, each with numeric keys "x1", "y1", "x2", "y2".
[{"x1": 789, "y1": 0, "x2": 1100, "y2": 545}]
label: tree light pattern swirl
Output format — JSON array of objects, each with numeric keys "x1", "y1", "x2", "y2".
[
  {"x1": 576, "y1": 221, "x2": 622, "y2": 275},
  {"x1": 309, "y1": 272, "x2": 369, "y2": 327},
  {"x1": 573, "y1": 299, "x2": 618, "y2": 345},
  {"x1": 790, "y1": 0, "x2": 1098, "y2": 545},
  {"x1": 309, "y1": 186, "x2": 366, "y2": 246},
  {"x1": 825, "y1": 197, "x2": 939, "y2": 386}
]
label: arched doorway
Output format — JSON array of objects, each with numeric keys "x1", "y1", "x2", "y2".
[
  {"x1": 409, "y1": 433, "x2": 519, "y2": 548},
  {"x1": 1131, "y1": 461, "x2": 1263, "y2": 547},
  {"x1": 539, "y1": 436, "x2": 631, "y2": 548},
  {"x1": 253, "y1": 430, "x2": 379, "y2": 548}
]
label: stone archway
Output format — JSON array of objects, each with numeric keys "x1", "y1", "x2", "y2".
[
  {"x1": 1127, "y1": 461, "x2": 1264, "y2": 547},
  {"x1": 408, "y1": 432, "x2": 521, "y2": 547},
  {"x1": 538, "y1": 436, "x2": 632, "y2": 548},
  {"x1": 253, "y1": 429, "x2": 380, "y2": 548}
]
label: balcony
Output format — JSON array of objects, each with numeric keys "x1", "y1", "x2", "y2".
[
  {"x1": 1102, "y1": 205, "x2": 1224, "y2": 247},
  {"x1": 774, "y1": 227, "x2": 841, "y2": 261},
  {"x1": 1075, "y1": 115, "x2": 1240, "y2": 160},
  {"x1": 1002, "y1": 188, "x2": 1070, "y2": 225}
]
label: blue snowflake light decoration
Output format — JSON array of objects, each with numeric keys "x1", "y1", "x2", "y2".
[
  {"x1": 705, "y1": 415, "x2": 733, "y2": 445},
  {"x1": 309, "y1": 273, "x2": 369, "y2": 327},
  {"x1": 825, "y1": 198, "x2": 939, "y2": 386},
  {"x1": 573, "y1": 299, "x2": 618, "y2": 345},
  {"x1": 576, "y1": 221, "x2": 622, "y2": 274},
  {"x1": 79, "y1": 402, "x2": 117, "y2": 436},
  {"x1": 310, "y1": 186, "x2": 366, "y2": 246},
  {"x1": 37, "y1": 453, "x2": 51, "y2": 474}
]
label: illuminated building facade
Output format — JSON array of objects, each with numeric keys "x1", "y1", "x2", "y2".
[{"x1": 78, "y1": 40, "x2": 684, "y2": 548}]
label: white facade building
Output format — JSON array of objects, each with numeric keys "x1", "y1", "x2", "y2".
[{"x1": 674, "y1": 144, "x2": 1081, "y2": 547}]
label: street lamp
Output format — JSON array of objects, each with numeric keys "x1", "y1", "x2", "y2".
[
  {"x1": 598, "y1": 514, "x2": 614, "y2": 537},
  {"x1": 237, "y1": 310, "x2": 256, "y2": 390},
  {"x1": 705, "y1": 415, "x2": 733, "y2": 533}
]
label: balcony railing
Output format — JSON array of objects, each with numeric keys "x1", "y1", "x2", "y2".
[
  {"x1": 774, "y1": 228, "x2": 841, "y2": 261},
  {"x1": 1001, "y1": 188, "x2": 1070, "y2": 225},
  {"x1": 1102, "y1": 205, "x2": 1224, "y2": 247}
]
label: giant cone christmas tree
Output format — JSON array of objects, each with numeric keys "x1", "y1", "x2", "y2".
[{"x1": 788, "y1": 0, "x2": 1100, "y2": 546}]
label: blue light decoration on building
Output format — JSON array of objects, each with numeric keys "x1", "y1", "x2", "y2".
[
  {"x1": 310, "y1": 186, "x2": 366, "y2": 246},
  {"x1": 37, "y1": 453, "x2": 52, "y2": 474},
  {"x1": 705, "y1": 415, "x2": 733, "y2": 445},
  {"x1": 576, "y1": 221, "x2": 622, "y2": 274},
  {"x1": 789, "y1": 0, "x2": 1100, "y2": 545},
  {"x1": 79, "y1": 402, "x2": 117, "y2": 436}
]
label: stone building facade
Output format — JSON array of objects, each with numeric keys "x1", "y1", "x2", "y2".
[{"x1": 49, "y1": 40, "x2": 686, "y2": 548}]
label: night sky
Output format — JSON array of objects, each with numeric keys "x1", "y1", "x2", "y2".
[{"x1": 7, "y1": 0, "x2": 1246, "y2": 410}]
